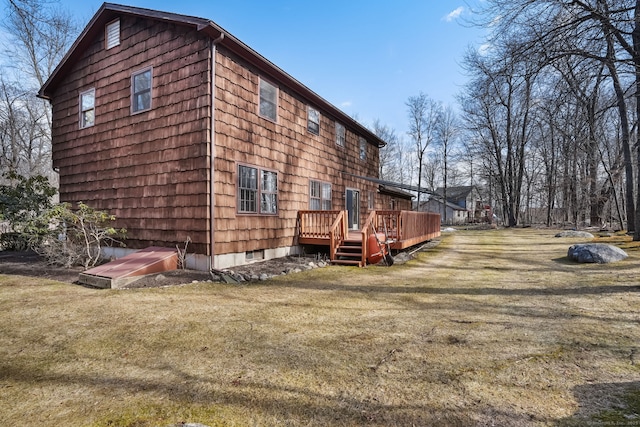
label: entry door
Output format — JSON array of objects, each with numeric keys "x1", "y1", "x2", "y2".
[{"x1": 346, "y1": 189, "x2": 360, "y2": 230}]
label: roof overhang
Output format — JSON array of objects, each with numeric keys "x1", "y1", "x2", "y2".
[
  {"x1": 343, "y1": 173, "x2": 436, "y2": 195},
  {"x1": 38, "y1": 2, "x2": 386, "y2": 148}
]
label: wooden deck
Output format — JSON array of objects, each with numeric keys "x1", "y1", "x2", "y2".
[{"x1": 297, "y1": 210, "x2": 440, "y2": 266}]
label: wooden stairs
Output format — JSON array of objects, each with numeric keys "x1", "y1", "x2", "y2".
[{"x1": 331, "y1": 236, "x2": 364, "y2": 267}]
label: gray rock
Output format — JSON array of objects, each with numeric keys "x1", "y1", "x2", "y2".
[
  {"x1": 259, "y1": 273, "x2": 269, "y2": 281},
  {"x1": 555, "y1": 230, "x2": 594, "y2": 239},
  {"x1": 155, "y1": 274, "x2": 166, "y2": 282},
  {"x1": 568, "y1": 243, "x2": 628, "y2": 264}
]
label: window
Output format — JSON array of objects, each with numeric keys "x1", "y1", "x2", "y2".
[
  {"x1": 238, "y1": 164, "x2": 278, "y2": 214},
  {"x1": 310, "y1": 180, "x2": 332, "y2": 210},
  {"x1": 259, "y1": 78, "x2": 278, "y2": 121},
  {"x1": 308, "y1": 106, "x2": 320, "y2": 135},
  {"x1": 246, "y1": 249, "x2": 264, "y2": 261},
  {"x1": 359, "y1": 137, "x2": 367, "y2": 160},
  {"x1": 261, "y1": 170, "x2": 278, "y2": 214},
  {"x1": 106, "y1": 19, "x2": 120, "y2": 49},
  {"x1": 132, "y1": 68, "x2": 152, "y2": 113},
  {"x1": 368, "y1": 191, "x2": 375, "y2": 210},
  {"x1": 335, "y1": 122, "x2": 345, "y2": 147},
  {"x1": 79, "y1": 88, "x2": 95, "y2": 128}
]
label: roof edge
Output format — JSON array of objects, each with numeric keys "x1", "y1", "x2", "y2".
[{"x1": 38, "y1": 3, "x2": 386, "y2": 148}]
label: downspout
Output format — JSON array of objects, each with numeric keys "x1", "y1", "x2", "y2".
[{"x1": 209, "y1": 32, "x2": 224, "y2": 270}]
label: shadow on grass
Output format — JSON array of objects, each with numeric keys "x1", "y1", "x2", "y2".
[
  {"x1": 556, "y1": 381, "x2": 640, "y2": 426},
  {"x1": 0, "y1": 363, "x2": 547, "y2": 427}
]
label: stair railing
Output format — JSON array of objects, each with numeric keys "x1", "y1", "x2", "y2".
[
  {"x1": 360, "y1": 210, "x2": 377, "y2": 266},
  {"x1": 328, "y1": 210, "x2": 348, "y2": 262}
]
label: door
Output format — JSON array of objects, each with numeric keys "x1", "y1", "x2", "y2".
[{"x1": 346, "y1": 188, "x2": 360, "y2": 230}]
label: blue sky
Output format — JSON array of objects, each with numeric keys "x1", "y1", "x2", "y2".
[{"x1": 27, "y1": 1, "x2": 486, "y2": 135}]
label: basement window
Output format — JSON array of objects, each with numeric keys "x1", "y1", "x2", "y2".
[
  {"x1": 245, "y1": 249, "x2": 264, "y2": 261},
  {"x1": 105, "y1": 19, "x2": 120, "y2": 50}
]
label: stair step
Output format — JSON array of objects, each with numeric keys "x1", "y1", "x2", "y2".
[
  {"x1": 331, "y1": 259, "x2": 363, "y2": 266},
  {"x1": 336, "y1": 247, "x2": 362, "y2": 253},
  {"x1": 335, "y1": 252, "x2": 362, "y2": 259}
]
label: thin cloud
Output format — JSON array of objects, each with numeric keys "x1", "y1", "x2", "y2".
[
  {"x1": 443, "y1": 7, "x2": 465, "y2": 22},
  {"x1": 341, "y1": 101, "x2": 352, "y2": 108}
]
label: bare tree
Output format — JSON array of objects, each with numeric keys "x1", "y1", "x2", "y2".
[
  {"x1": 0, "y1": 0, "x2": 76, "y2": 180},
  {"x1": 406, "y1": 93, "x2": 440, "y2": 208},
  {"x1": 436, "y1": 105, "x2": 459, "y2": 223},
  {"x1": 373, "y1": 119, "x2": 401, "y2": 182},
  {"x1": 471, "y1": 0, "x2": 640, "y2": 235}
]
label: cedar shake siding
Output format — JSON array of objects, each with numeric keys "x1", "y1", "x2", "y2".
[
  {"x1": 49, "y1": 16, "x2": 212, "y2": 255},
  {"x1": 40, "y1": 3, "x2": 390, "y2": 269},
  {"x1": 213, "y1": 46, "x2": 380, "y2": 255}
]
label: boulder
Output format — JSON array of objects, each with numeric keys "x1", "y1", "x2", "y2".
[
  {"x1": 555, "y1": 230, "x2": 594, "y2": 239},
  {"x1": 567, "y1": 243, "x2": 628, "y2": 264}
]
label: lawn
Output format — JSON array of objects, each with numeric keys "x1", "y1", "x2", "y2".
[{"x1": 1, "y1": 228, "x2": 639, "y2": 426}]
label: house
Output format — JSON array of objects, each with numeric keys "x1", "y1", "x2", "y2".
[
  {"x1": 38, "y1": 3, "x2": 436, "y2": 270},
  {"x1": 432, "y1": 186, "x2": 487, "y2": 223},
  {"x1": 418, "y1": 198, "x2": 468, "y2": 225}
]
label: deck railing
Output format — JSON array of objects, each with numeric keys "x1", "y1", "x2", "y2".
[
  {"x1": 298, "y1": 210, "x2": 347, "y2": 260},
  {"x1": 396, "y1": 210, "x2": 441, "y2": 248},
  {"x1": 298, "y1": 209, "x2": 441, "y2": 262},
  {"x1": 298, "y1": 210, "x2": 345, "y2": 240}
]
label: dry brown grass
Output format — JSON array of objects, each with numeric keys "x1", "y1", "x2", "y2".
[{"x1": 1, "y1": 228, "x2": 639, "y2": 426}]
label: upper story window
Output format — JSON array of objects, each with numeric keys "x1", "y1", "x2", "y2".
[
  {"x1": 105, "y1": 19, "x2": 120, "y2": 50},
  {"x1": 335, "y1": 122, "x2": 345, "y2": 147},
  {"x1": 79, "y1": 88, "x2": 95, "y2": 129},
  {"x1": 307, "y1": 106, "x2": 320, "y2": 135},
  {"x1": 238, "y1": 164, "x2": 278, "y2": 215},
  {"x1": 132, "y1": 68, "x2": 152, "y2": 114},
  {"x1": 259, "y1": 78, "x2": 278, "y2": 122},
  {"x1": 359, "y1": 137, "x2": 367, "y2": 160},
  {"x1": 310, "y1": 180, "x2": 332, "y2": 210}
]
